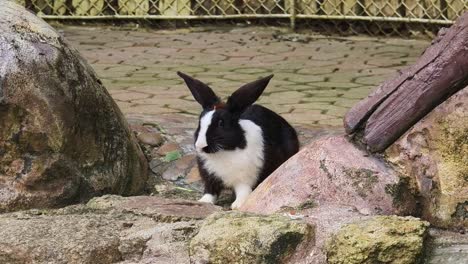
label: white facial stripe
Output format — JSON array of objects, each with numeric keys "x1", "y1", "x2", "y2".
[{"x1": 195, "y1": 110, "x2": 215, "y2": 151}]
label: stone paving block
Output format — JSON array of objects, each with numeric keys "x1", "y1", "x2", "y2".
[
  {"x1": 281, "y1": 113, "x2": 337, "y2": 125},
  {"x1": 309, "y1": 82, "x2": 363, "y2": 89},
  {"x1": 257, "y1": 96, "x2": 305, "y2": 106},
  {"x1": 284, "y1": 73, "x2": 326, "y2": 83},
  {"x1": 317, "y1": 118, "x2": 344, "y2": 126},
  {"x1": 353, "y1": 74, "x2": 395, "y2": 86},
  {"x1": 342, "y1": 87, "x2": 375, "y2": 99},
  {"x1": 145, "y1": 79, "x2": 182, "y2": 86},
  {"x1": 102, "y1": 41, "x2": 135, "y2": 49},
  {"x1": 160, "y1": 99, "x2": 200, "y2": 108},
  {"x1": 127, "y1": 104, "x2": 180, "y2": 115},
  {"x1": 127, "y1": 86, "x2": 183, "y2": 95},
  {"x1": 112, "y1": 92, "x2": 151, "y2": 102},
  {"x1": 304, "y1": 89, "x2": 345, "y2": 97},
  {"x1": 333, "y1": 98, "x2": 361, "y2": 108},
  {"x1": 260, "y1": 104, "x2": 295, "y2": 115},
  {"x1": 60, "y1": 26, "x2": 430, "y2": 127},
  {"x1": 323, "y1": 106, "x2": 350, "y2": 116},
  {"x1": 290, "y1": 109, "x2": 324, "y2": 116},
  {"x1": 101, "y1": 82, "x2": 128, "y2": 90}
]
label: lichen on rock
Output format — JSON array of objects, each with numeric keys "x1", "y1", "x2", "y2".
[
  {"x1": 0, "y1": 195, "x2": 220, "y2": 264},
  {"x1": 342, "y1": 167, "x2": 378, "y2": 198},
  {"x1": 386, "y1": 87, "x2": 468, "y2": 229},
  {"x1": 326, "y1": 216, "x2": 429, "y2": 264},
  {"x1": 189, "y1": 211, "x2": 314, "y2": 264}
]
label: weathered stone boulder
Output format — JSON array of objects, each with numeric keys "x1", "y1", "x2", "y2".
[
  {"x1": 0, "y1": 2, "x2": 147, "y2": 212},
  {"x1": 189, "y1": 211, "x2": 314, "y2": 264},
  {"x1": 276, "y1": 205, "x2": 459, "y2": 264},
  {"x1": 386, "y1": 87, "x2": 468, "y2": 229},
  {"x1": 87, "y1": 194, "x2": 220, "y2": 221},
  {"x1": 240, "y1": 136, "x2": 417, "y2": 216},
  {"x1": 326, "y1": 216, "x2": 429, "y2": 264},
  {"x1": 0, "y1": 195, "x2": 221, "y2": 264},
  {"x1": 1, "y1": 195, "x2": 460, "y2": 264},
  {"x1": 285, "y1": 204, "x2": 372, "y2": 264},
  {"x1": 0, "y1": 195, "x2": 319, "y2": 264}
]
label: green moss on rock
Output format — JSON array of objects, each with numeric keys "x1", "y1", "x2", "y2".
[
  {"x1": 296, "y1": 199, "x2": 317, "y2": 210},
  {"x1": 326, "y1": 216, "x2": 429, "y2": 264},
  {"x1": 385, "y1": 89, "x2": 467, "y2": 229},
  {"x1": 190, "y1": 211, "x2": 314, "y2": 264},
  {"x1": 384, "y1": 176, "x2": 419, "y2": 215},
  {"x1": 343, "y1": 167, "x2": 378, "y2": 198}
]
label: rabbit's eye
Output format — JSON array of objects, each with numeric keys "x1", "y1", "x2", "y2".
[{"x1": 218, "y1": 119, "x2": 224, "y2": 127}]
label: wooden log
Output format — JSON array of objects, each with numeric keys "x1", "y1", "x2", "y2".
[{"x1": 344, "y1": 12, "x2": 468, "y2": 152}]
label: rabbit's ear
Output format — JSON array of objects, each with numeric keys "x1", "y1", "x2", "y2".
[
  {"x1": 227, "y1": 74, "x2": 273, "y2": 113},
  {"x1": 178, "y1": 72, "x2": 220, "y2": 110}
]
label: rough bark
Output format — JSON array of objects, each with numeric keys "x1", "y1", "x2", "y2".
[{"x1": 344, "y1": 12, "x2": 468, "y2": 152}]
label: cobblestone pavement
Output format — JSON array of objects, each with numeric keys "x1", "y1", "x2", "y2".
[{"x1": 61, "y1": 26, "x2": 430, "y2": 128}]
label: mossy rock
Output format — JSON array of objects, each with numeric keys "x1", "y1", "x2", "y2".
[
  {"x1": 326, "y1": 216, "x2": 429, "y2": 264},
  {"x1": 0, "y1": 196, "x2": 210, "y2": 263},
  {"x1": 190, "y1": 211, "x2": 314, "y2": 263},
  {"x1": 386, "y1": 88, "x2": 468, "y2": 229}
]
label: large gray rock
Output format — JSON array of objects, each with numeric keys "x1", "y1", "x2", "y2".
[
  {"x1": 0, "y1": 195, "x2": 221, "y2": 264},
  {"x1": 0, "y1": 2, "x2": 147, "y2": 212},
  {"x1": 87, "y1": 195, "x2": 221, "y2": 221}
]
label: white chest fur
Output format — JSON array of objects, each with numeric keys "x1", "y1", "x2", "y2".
[{"x1": 197, "y1": 119, "x2": 265, "y2": 188}]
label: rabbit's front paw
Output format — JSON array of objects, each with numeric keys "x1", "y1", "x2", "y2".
[
  {"x1": 231, "y1": 198, "x2": 246, "y2": 210},
  {"x1": 231, "y1": 184, "x2": 252, "y2": 210},
  {"x1": 198, "y1": 194, "x2": 216, "y2": 204}
]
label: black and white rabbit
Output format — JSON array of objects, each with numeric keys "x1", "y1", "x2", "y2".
[{"x1": 177, "y1": 72, "x2": 299, "y2": 209}]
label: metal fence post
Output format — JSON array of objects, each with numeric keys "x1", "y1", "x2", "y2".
[{"x1": 290, "y1": 0, "x2": 296, "y2": 30}]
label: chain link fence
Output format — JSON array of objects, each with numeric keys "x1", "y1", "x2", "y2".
[{"x1": 13, "y1": 0, "x2": 468, "y2": 35}]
